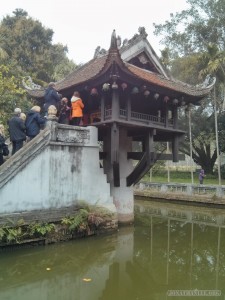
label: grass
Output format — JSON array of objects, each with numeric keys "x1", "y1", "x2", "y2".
[{"x1": 142, "y1": 171, "x2": 225, "y2": 185}]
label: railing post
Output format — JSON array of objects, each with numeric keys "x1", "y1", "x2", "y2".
[
  {"x1": 100, "y1": 94, "x2": 105, "y2": 122},
  {"x1": 126, "y1": 95, "x2": 131, "y2": 121},
  {"x1": 165, "y1": 104, "x2": 169, "y2": 127}
]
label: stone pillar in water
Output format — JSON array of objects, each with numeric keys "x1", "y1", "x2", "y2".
[{"x1": 104, "y1": 127, "x2": 134, "y2": 224}]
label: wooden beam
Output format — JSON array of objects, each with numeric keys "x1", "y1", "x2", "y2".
[{"x1": 127, "y1": 152, "x2": 185, "y2": 161}]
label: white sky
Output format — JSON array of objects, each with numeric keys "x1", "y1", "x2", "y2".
[{"x1": 0, "y1": 0, "x2": 188, "y2": 64}]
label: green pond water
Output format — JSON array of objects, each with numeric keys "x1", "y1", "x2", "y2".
[{"x1": 0, "y1": 199, "x2": 225, "y2": 300}]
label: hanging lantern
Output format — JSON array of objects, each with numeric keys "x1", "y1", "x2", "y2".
[
  {"x1": 112, "y1": 81, "x2": 118, "y2": 89},
  {"x1": 90, "y1": 88, "x2": 98, "y2": 96},
  {"x1": 141, "y1": 85, "x2": 147, "y2": 92},
  {"x1": 84, "y1": 85, "x2": 89, "y2": 92},
  {"x1": 154, "y1": 93, "x2": 159, "y2": 100},
  {"x1": 102, "y1": 83, "x2": 110, "y2": 91},
  {"x1": 144, "y1": 90, "x2": 150, "y2": 97},
  {"x1": 180, "y1": 96, "x2": 185, "y2": 106},
  {"x1": 121, "y1": 82, "x2": 128, "y2": 90},
  {"x1": 173, "y1": 98, "x2": 179, "y2": 105},
  {"x1": 131, "y1": 87, "x2": 139, "y2": 94},
  {"x1": 164, "y1": 96, "x2": 170, "y2": 103}
]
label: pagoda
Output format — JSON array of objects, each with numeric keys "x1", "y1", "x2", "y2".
[{"x1": 27, "y1": 28, "x2": 215, "y2": 223}]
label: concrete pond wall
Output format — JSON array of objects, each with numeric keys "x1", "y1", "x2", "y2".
[{"x1": 0, "y1": 122, "x2": 118, "y2": 247}]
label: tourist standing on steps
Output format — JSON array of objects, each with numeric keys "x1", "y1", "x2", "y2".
[
  {"x1": 44, "y1": 82, "x2": 62, "y2": 115},
  {"x1": 58, "y1": 97, "x2": 71, "y2": 124},
  {"x1": 71, "y1": 91, "x2": 84, "y2": 126},
  {"x1": 25, "y1": 106, "x2": 46, "y2": 140},
  {"x1": 8, "y1": 108, "x2": 26, "y2": 155}
]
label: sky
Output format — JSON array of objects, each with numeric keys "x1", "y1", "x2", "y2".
[{"x1": 0, "y1": 0, "x2": 189, "y2": 64}]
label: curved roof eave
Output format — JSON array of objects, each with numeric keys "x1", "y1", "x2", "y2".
[
  {"x1": 126, "y1": 63, "x2": 215, "y2": 98},
  {"x1": 26, "y1": 54, "x2": 108, "y2": 99},
  {"x1": 26, "y1": 30, "x2": 215, "y2": 100}
]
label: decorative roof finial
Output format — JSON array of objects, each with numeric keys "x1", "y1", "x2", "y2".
[{"x1": 110, "y1": 29, "x2": 117, "y2": 49}]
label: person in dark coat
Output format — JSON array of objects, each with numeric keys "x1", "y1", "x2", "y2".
[
  {"x1": 0, "y1": 124, "x2": 8, "y2": 165},
  {"x1": 25, "y1": 106, "x2": 46, "y2": 140},
  {"x1": 8, "y1": 108, "x2": 26, "y2": 155},
  {"x1": 44, "y1": 82, "x2": 61, "y2": 115}
]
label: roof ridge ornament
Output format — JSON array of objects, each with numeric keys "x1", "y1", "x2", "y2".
[
  {"x1": 110, "y1": 29, "x2": 117, "y2": 49},
  {"x1": 195, "y1": 74, "x2": 216, "y2": 89},
  {"x1": 22, "y1": 76, "x2": 42, "y2": 90}
]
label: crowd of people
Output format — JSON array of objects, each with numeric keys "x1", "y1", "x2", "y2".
[{"x1": 0, "y1": 82, "x2": 85, "y2": 165}]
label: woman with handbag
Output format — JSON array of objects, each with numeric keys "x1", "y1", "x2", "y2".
[{"x1": 0, "y1": 124, "x2": 9, "y2": 166}]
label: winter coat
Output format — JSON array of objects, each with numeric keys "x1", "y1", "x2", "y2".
[
  {"x1": 8, "y1": 116, "x2": 26, "y2": 142},
  {"x1": 0, "y1": 134, "x2": 5, "y2": 165},
  {"x1": 44, "y1": 87, "x2": 61, "y2": 111},
  {"x1": 25, "y1": 110, "x2": 46, "y2": 138},
  {"x1": 71, "y1": 96, "x2": 84, "y2": 118},
  {"x1": 58, "y1": 102, "x2": 71, "y2": 124}
]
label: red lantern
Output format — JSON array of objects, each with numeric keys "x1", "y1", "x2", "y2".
[
  {"x1": 164, "y1": 96, "x2": 170, "y2": 103},
  {"x1": 121, "y1": 82, "x2": 128, "y2": 90},
  {"x1": 144, "y1": 90, "x2": 150, "y2": 97}
]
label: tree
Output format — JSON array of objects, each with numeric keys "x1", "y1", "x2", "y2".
[
  {"x1": 154, "y1": 0, "x2": 225, "y2": 57},
  {"x1": 154, "y1": 0, "x2": 225, "y2": 173},
  {"x1": 0, "y1": 9, "x2": 78, "y2": 132},
  {"x1": 0, "y1": 9, "x2": 77, "y2": 84},
  {"x1": 0, "y1": 64, "x2": 32, "y2": 130},
  {"x1": 179, "y1": 105, "x2": 217, "y2": 173}
]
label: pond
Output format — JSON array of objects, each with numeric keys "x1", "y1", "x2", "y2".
[{"x1": 0, "y1": 199, "x2": 225, "y2": 300}]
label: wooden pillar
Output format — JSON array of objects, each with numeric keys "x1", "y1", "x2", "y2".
[
  {"x1": 165, "y1": 104, "x2": 169, "y2": 127},
  {"x1": 172, "y1": 135, "x2": 179, "y2": 162},
  {"x1": 100, "y1": 94, "x2": 105, "y2": 122},
  {"x1": 126, "y1": 95, "x2": 131, "y2": 121},
  {"x1": 173, "y1": 106, "x2": 178, "y2": 129},
  {"x1": 111, "y1": 122, "x2": 120, "y2": 186},
  {"x1": 111, "y1": 88, "x2": 120, "y2": 120},
  {"x1": 145, "y1": 129, "x2": 154, "y2": 162}
]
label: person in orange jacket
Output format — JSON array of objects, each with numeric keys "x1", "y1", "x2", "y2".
[{"x1": 71, "y1": 91, "x2": 84, "y2": 126}]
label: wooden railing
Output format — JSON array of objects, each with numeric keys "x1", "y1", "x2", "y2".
[
  {"x1": 135, "y1": 181, "x2": 225, "y2": 198},
  {"x1": 89, "y1": 109, "x2": 174, "y2": 127}
]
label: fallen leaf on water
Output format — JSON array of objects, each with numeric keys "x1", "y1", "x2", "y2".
[
  {"x1": 46, "y1": 268, "x2": 51, "y2": 271},
  {"x1": 82, "y1": 278, "x2": 92, "y2": 282}
]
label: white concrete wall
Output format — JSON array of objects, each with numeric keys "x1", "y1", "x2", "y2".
[{"x1": 0, "y1": 125, "x2": 115, "y2": 214}]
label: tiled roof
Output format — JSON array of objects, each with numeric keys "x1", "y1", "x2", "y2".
[
  {"x1": 26, "y1": 55, "x2": 108, "y2": 98},
  {"x1": 56, "y1": 55, "x2": 108, "y2": 91},
  {"x1": 26, "y1": 38, "x2": 214, "y2": 99},
  {"x1": 126, "y1": 63, "x2": 214, "y2": 97}
]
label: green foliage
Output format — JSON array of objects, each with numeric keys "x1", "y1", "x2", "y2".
[
  {"x1": 154, "y1": 0, "x2": 225, "y2": 57},
  {"x1": 0, "y1": 220, "x2": 55, "y2": 245},
  {"x1": 61, "y1": 206, "x2": 112, "y2": 233},
  {"x1": 28, "y1": 222, "x2": 55, "y2": 237},
  {"x1": 0, "y1": 64, "x2": 28, "y2": 126},
  {"x1": 0, "y1": 218, "x2": 25, "y2": 244},
  {"x1": 61, "y1": 209, "x2": 89, "y2": 232},
  {"x1": 0, "y1": 206, "x2": 113, "y2": 246},
  {"x1": 0, "y1": 9, "x2": 77, "y2": 84},
  {"x1": 0, "y1": 9, "x2": 78, "y2": 129},
  {"x1": 154, "y1": 0, "x2": 225, "y2": 171}
]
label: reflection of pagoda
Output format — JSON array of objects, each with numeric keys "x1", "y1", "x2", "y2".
[{"x1": 27, "y1": 28, "x2": 214, "y2": 223}]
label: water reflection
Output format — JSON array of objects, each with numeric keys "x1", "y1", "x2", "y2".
[{"x1": 0, "y1": 199, "x2": 225, "y2": 300}]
